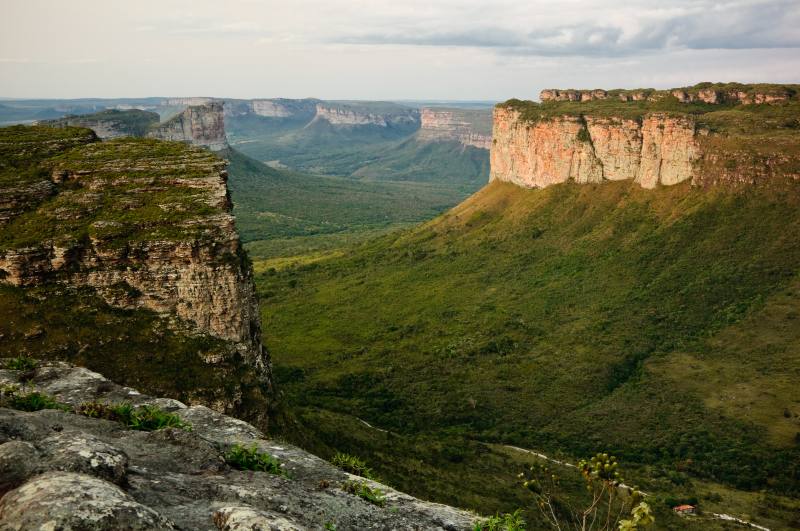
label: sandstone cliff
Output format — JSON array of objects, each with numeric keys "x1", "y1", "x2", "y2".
[
  {"x1": 39, "y1": 109, "x2": 160, "y2": 140},
  {"x1": 490, "y1": 107, "x2": 698, "y2": 189},
  {"x1": 0, "y1": 361, "x2": 477, "y2": 530},
  {"x1": 0, "y1": 126, "x2": 270, "y2": 424},
  {"x1": 417, "y1": 108, "x2": 492, "y2": 150},
  {"x1": 492, "y1": 85, "x2": 800, "y2": 190},
  {"x1": 313, "y1": 103, "x2": 420, "y2": 128},
  {"x1": 540, "y1": 83, "x2": 799, "y2": 105},
  {"x1": 149, "y1": 102, "x2": 228, "y2": 150}
]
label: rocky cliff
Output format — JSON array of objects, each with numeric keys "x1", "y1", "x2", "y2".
[
  {"x1": 539, "y1": 82, "x2": 799, "y2": 105},
  {"x1": 149, "y1": 102, "x2": 228, "y2": 150},
  {"x1": 417, "y1": 108, "x2": 492, "y2": 150},
  {"x1": 39, "y1": 109, "x2": 160, "y2": 140},
  {"x1": 313, "y1": 103, "x2": 420, "y2": 128},
  {"x1": 0, "y1": 361, "x2": 477, "y2": 530},
  {"x1": 0, "y1": 126, "x2": 271, "y2": 424},
  {"x1": 492, "y1": 84, "x2": 800, "y2": 190}
]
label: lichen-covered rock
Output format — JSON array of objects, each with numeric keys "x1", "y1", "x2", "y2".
[
  {"x1": 0, "y1": 362, "x2": 479, "y2": 530},
  {"x1": 213, "y1": 506, "x2": 305, "y2": 531},
  {"x1": 0, "y1": 440, "x2": 40, "y2": 495},
  {"x1": 0, "y1": 472, "x2": 176, "y2": 530},
  {"x1": 38, "y1": 433, "x2": 128, "y2": 484}
]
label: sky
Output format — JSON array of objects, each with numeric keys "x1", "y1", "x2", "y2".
[{"x1": 1, "y1": 0, "x2": 799, "y2": 101}]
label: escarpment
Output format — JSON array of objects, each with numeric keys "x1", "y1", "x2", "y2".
[
  {"x1": 149, "y1": 102, "x2": 228, "y2": 150},
  {"x1": 418, "y1": 108, "x2": 492, "y2": 149},
  {"x1": 0, "y1": 125, "x2": 271, "y2": 425},
  {"x1": 39, "y1": 109, "x2": 160, "y2": 140},
  {"x1": 492, "y1": 83, "x2": 800, "y2": 190},
  {"x1": 313, "y1": 103, "x2": 420, "y2": 128}
]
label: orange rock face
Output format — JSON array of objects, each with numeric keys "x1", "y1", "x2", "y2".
[{"x1": 490, "y1": 108, "x2": 698, "y2": 189}]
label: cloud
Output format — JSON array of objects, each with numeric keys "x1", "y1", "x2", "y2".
[{"x1": 330, "y1": 0, "x2": 800, "y2": 57}]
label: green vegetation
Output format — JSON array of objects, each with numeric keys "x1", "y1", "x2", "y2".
[
  {"x1": 6, "y1": 391, "x2": 68, "y2": 412},
  {"x1": 341, "y1": 479, "x2": 386, "y2": 506},
  {"x1": 224, "y1": 444, "x2": 286, "y2": 476},
  {"x1": 42, "y1": 109, "x2": 160, "y2": 137},
  {"x1": 76, "y1": 403, "x2": 190, "y2": 431},
  {"x1": 223, "y1": 147, "x2": 475, "y2": 260},
  {"x1": 4, "y1": 355, "x2": 38, "y2": 371},
  {"x1": 474, "y1": 510, "x2": 526, "y2": 531},
  {"x1": 330, "y1": 452, "x2": 375, "y2": 479},
  {"x1": 262, "y1": 179, "x2": 800, "y2": 528}
]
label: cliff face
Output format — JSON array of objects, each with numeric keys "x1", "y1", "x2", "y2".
[
  {"x1": 490, "y1": 108, "x2": 698, "y2": 189},
  {"x1": 0, "y1": 126, "x2": 271, "y2": 423},
  {"x1": 417, "y1": 108, "x2": 492, "y2": 150},
  {"x1": 39, "y1": 110, "x2": 160, "y2": 140},
  {"x1": 313, "y1": 103, "x2": 420, "y2": 128},
  {"x1": 148, "y1": 102, "x2": 227, "y2": 150},
  {"x1": 540, "y1": 83, "x2": 798, "y2": 105}
]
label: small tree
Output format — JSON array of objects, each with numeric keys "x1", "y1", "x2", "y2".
[{"x1": 520, "y1": 453, "x2": 654, "y2": 531}]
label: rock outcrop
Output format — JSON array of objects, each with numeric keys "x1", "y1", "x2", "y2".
[
  {"x1": 313, "y1": 103, "x2": 420, "y2": 128},
  {"x1": 540, "y1": 83, "x2": 798, "y2": 105},
  {"x1": 417, "y1": 108, "x2": 492, "y2": 150},
  {"x1": 0, "y1": 126, "x2": 271, "y2": 424},
  {"x1": 149, "y1": 102, "x2": 228, "y2": 150},
  {"x1": 0, "y1": 361, "x2": 478, "y2": 530},
  {"x1": 490, "y1": 107, "x2": 698, "y2": 189},
  {"x1": 39, "y1": 109, "x2": 160, "y2": 139}
]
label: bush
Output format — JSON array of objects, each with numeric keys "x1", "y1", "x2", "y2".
[
  {"x1": 9, "y1": 391, "x2": 68, "y2": 412},
  {"x1": 225, "y1": 444, "x2": 286, "y2": 476},
  {"x1": 331, "y1": 452, "x2": 375, "y2": 479},
  {"x1": 75, "y1": 402, "x2": 190, "y2": 432},
  {"x1": 5, "y1": 356, "x2": 38, "y2": 371},
  {"x1": 474, "y1": 510, "x2": 526, "y2": 530},
  {"x1": 341, "y1": 479, "x2": 385, "y2": 507}
]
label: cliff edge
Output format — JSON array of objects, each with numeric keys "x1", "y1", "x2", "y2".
[
  {"x1": 492, "y1": 83, "x2": 800, "y2": 189},
  {"x1": 0, "y1": 360, "x2": 477, "y2": 530},
  {"x1": 0, "y1": 125, "x2": 271, "y2": 425}
]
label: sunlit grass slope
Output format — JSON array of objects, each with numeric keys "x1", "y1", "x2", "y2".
[{"x1": 260, "y1": 179, "x2": 800, "y2": 498}]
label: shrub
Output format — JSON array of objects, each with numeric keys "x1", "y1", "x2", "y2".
[
  {"x1": 9, "y1": 391, "x2": 68, "y2": 412},
  {"x1": 5, "y1": 356, "x2": 38, "y2": 371},
  {"x1": 225, "y1": 444, "x2": 286, "y2": 476},
  {"x1": 341, "y1": 479, "x2": 385, "y2": 507},
  {"x1": 331, "y1": 452, "x2": 375, "y2": 479},
  {"x1": 474, "y1": 510, "x2": 526, "y2": 531},
  {"x1": 75, "y1": 402, "x2": 190, "y2": 432}
]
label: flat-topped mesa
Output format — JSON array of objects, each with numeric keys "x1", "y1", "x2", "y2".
[
  {"x1": 418, "y1": 108, "x2": 492, "y2": 150},
  {"x1": 540, "y1": 83, "x2": 799, "y2": 105},
  {"x1": 313, "y1": 102, "x2": 420, "y2": 128},
  {"x1": 0, "y1": 126, "x2": 271, "y2": 424},
  {"x1": 161, "y1": 97, "x2": 216, "y2": 107},
  {"x1": 38, "y1": 110, "x2": 160, "y2": 140},
  {"x1": 148, "y1": 101, "x2": 227, "y2": 150},
  {"x1": 493, "y1": 84, "x2": 800, "y2": 190}
]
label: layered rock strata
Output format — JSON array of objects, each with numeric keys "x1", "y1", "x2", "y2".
[
  {"x1": 0, "y1": 127, "x2": 271, "y2": 421},
  {"x1": 0, "y1": 361, "x2": 478, "y2": 530},
  {"x1": 418, "y1": 108, "x2": 492, "y2": 149},
  {"x1": 490, "y1": 107, "x2": 698, "y2": 189},
  {"x1": 313, "y1": 103, "x2": 420, "y2": 128},
  {"x1": 540, "y1": 83, "x2": 798, "y2": 105},
  {"x1": 149, "y1": 102, "x2": 228, "y2": 150}
]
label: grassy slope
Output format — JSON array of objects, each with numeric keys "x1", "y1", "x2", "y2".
[
  {"x1": 259, "y1": 179, "x2": 800, "y2": 522},
  {"x1": 223, "y1": 147, "x2": 474, "y2": 260}
]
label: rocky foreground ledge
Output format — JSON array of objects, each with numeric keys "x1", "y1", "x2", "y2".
[{"x1": 0, "y1": 361, "x2": 477, "y2": 530}]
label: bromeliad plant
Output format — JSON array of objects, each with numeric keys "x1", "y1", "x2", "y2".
[{"x1": 224, "y1": 444, "x2": 286, "y2": 476}]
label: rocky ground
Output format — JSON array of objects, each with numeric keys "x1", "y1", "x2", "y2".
[{"x1": 0, "y1": 361, "x2": 478, "y2": 530}]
